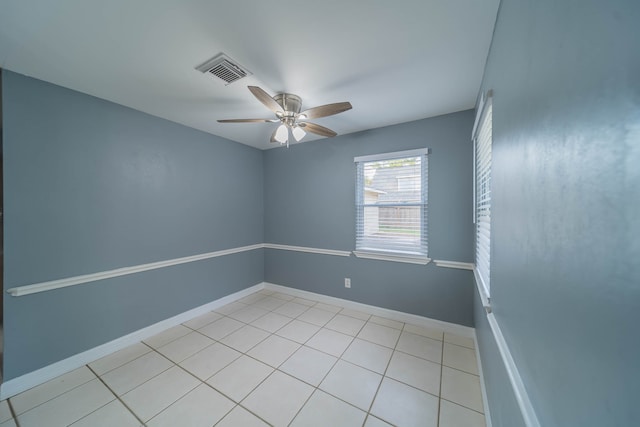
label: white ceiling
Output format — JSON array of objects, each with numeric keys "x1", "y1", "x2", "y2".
[{"x1": 0, "y1": 0, "x2": 499, "y2": 150}]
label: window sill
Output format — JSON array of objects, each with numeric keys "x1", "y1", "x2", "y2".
[
  {"x1": 433, "y1": 260, "x2": 475, "y2": 270},
  {"x1": 353, "y1": 250, "x2": 431, "y2": 265}
]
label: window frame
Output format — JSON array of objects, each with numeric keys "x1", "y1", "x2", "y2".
[
  {"x1": 473, "y1": 90, "x2": 493, "y2": 305},
  {"x1": 353, "y1": 148, "x2": 431, "y2": 265}
]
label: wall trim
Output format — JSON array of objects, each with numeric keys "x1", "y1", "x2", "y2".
[
  {"x1": 7, "y1": 243, "x2": 454, "y2": 297},
  {"x1": 474, "y1": 332, "x2": 493, "y2": 427},
  {"x1": 474, "y1": 268, "x2": 492, "y2": 312},
  {"x1": 264, "y1": 243, "x2": 351, "y2": 257},
  {"x1": 6, "y1": 243, "x2": 264, "y2": 297},
  {"x1": 487, "y1": 313, "x2": 541, "y2": 427},
  {"x1": 433, "y1": 260, "x2": 475, "y2": 270},
  {"x1": 264, "y1": 282, "x2": 474, "y2": 337},
  {"x1": 0, "y1": 282, "x2": 265, "y2": 399}
]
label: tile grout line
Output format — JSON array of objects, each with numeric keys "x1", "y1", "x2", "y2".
[
  {"x1": 144, "y1": 374, "x2": 236, "y2": 427},
  {"x1": 150, "y1": 318, "x2": 293, "y2": 427},
  {"x1": 215, "y1": 309, "x2": 332, "y2": 427},
  {"x1": 136, "y1": 348, "x2": 253, "y2": 427},
  {"x1": 283, "y1": 379, "x2": 316, "y2": 426},
  {"x1": 369, "y1": 331, "x2": 483, "y2": 411},
  {"x1": 440, "y1": 342, "x2": 483, "y2": 376},
  {"x1": 440, "y1": 397, "x2": 486, "y2": 416},
  {"x1": 362, "y1": 321, "x2": 404, "y2": 426},
  {"x1": 170, "y1": 330, "x2": 219, "y2": 360},
  {"x1": 86, "y1": 364, "x2": 146, "y2": 427},
  {"x1": 65, "y1": 396, "x2": 125, "y2": 427},
  {"x1": 282, "y1": 321, "x2": 345, "y2": 426},
  {"x1": 437, "y1": 333, "x2": 445, "y2": 427},
  {"x1": 230, "y1": 404, "x2": 273, "y2": 427},
  {"x1": 107, "y1": 341, "x2": 175, "y2": 396},
  {"x1": 181, "y1": 319, "x2": 221, "y2": 333},
  {"x1": 233, "y1": 371, "x2": 290, "y2": 426},
  {"x1": 439, "y1": 342, "x2": 487, "y2": 415},
  {"x1": 283, "y1": 352, "x2": 380, "y2": 425},
  {"x1": 6, "y1": 368, "x2": 96, "y2": 421},
  {"x1": 207, "y1": 297, "x2": 365, "y2": 425},
  {"x1": 154, "y1": 346, "x2": 271, "y2": 426},
  {"x1": 94, "y1": 342, "x2": 180, "y2": 421},
  {"x1": 392, "y1": 347, "x2": 443, "y2": 367},
  {"x1": 444, "y1": 340, "x2": 476, "y2": 351},
  {"x1": 84, "y1": 344, "x2": 154, "y2": 379},
  {"x1": 142, "y1": 326, "x2": 194, "y2": 351},
  {"x1": 152, "y1": 348, "x2": 225, "y2": 395},
  {"x1": 200, "y1": 300, "x2": 284, "y2": 426},
  {"x1": 256, "y1": 308, "x2": 344, "y2": 425},
  {"x1": 442, "y1": 365, "x2": 481, "y2": 377},
  {"x1": 7, "y1": 399, "x2": 20, "y2": 427},
  {"x1": 252, "y1": 315, "x2": 295, "y2": 335}
]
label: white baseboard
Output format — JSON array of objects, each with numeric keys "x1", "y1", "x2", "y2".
[
  {"x1": 474, "y1": 332, "x2": 493, "y2": 427},
  {"x1": 0, "y1": 282, "x2": 264, "y2": 399},
  {"x1": 264, "y1": 282, "x2": 475, "y2": 338},
  {"x1": 487, "y1": 313, "x2": 540, "y2": 427}
]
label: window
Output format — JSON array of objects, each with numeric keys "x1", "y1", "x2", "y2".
[
  {"x1": 396, "y1": 175, "x2": 420, "y2": 192},
  {"x1": 473, "y1": 90, "x2": 493, "y2": 297},
  {"x1": 354, "y1": 148, "x2": 429, "y2": 264}
]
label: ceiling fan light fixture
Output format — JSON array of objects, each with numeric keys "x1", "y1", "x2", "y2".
[
  {"x1": 292, "y1": 126, "x2": 306, "y2": 142},
  {"x1": 275, "y1": 124, "x2": 289, "y2": 143}
]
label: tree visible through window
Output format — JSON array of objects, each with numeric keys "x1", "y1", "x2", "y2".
[{"x1": 355, "y1": 149, "x2": 429, "y2": 256}]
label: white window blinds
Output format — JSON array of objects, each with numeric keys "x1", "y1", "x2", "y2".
[
  {"x1": 474, "y1": 93, "x2": 492, "y2": 294},
  {"x1": 355, "y1": 149, "x2": 429, "y2": 256}
]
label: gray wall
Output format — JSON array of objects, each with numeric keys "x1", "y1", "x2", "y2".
[
  {"x1": 474, "y1": 0, "x2": 640, "y2": 425},
  {"x1": 2, "y1": 71, "x2": 264, "y2": 379},
  {"x1": 264, "y1": 111, "x2": 476, "y2": 326}
]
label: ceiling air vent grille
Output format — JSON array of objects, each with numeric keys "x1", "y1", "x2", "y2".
[{"x1": 195, "y1": 53, "x2": 252, "y2": 85}]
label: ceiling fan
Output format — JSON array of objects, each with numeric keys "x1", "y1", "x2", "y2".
[{"x1": 218, "y1": 86, "x2": 352, "y2": 147}]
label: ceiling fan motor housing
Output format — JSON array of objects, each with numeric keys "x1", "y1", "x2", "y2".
[{"x1": 274, "y1": 93, "x2": 302, "y2": 124}]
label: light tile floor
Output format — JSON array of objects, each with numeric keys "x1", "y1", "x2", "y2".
[{"x1": 1, "y1": 289, "x2": 487, "y2": 426}]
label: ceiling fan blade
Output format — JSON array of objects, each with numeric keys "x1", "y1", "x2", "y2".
[
  {"x1": 217, "y1": 118, "x2": 278, "y2": 123},
  {"x1": 299, "y1": 102, "x2": 352, "y2": 119},
  {"x1": 269, "y1": 127, "x2": 279, "y2": 143},
  {"x1": 248, "y1": 86, "x2": 284, "y2": 114},
  {"x1": 299, "y1": 122, "x2": 337, "y2": 138}
]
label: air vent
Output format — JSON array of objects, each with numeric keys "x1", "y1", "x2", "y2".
[{"x1": 195, "y1": 53, "x2": 252, "y2": 85}]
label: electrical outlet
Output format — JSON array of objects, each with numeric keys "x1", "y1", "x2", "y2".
[{"x1": 345, "y1": 278, "x2": 351, "y2": 288}]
